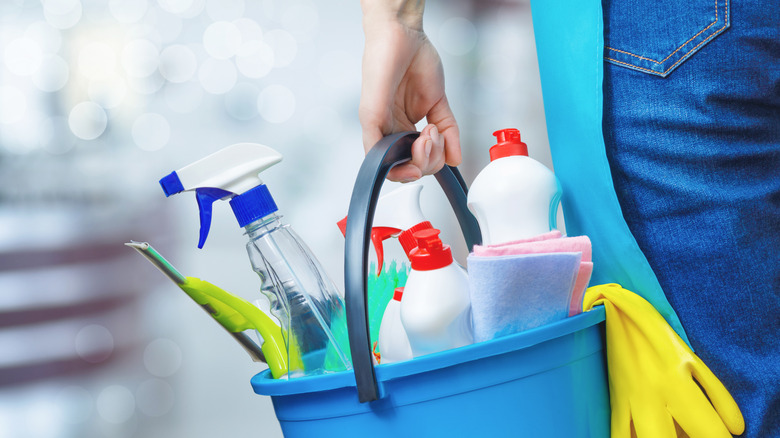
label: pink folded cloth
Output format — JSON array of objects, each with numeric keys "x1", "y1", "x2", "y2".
[{"x1": 472, "y1": 234, "x2": 592, "y2": 316}]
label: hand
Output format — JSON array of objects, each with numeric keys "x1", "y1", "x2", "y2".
[
  {"x1": 359, "y1": 1, "x2": 461, "y2": 182},
  {"x1": 584, "y1": 284, "x2": 744, "y2": 438}
]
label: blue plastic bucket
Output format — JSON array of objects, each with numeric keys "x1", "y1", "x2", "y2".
[
  {"x1": 252, "y1": 133, "x2": 610, "y2": 437},
  {"x1": 252, "y1": 306, "x2": 608, "y2": 437}
]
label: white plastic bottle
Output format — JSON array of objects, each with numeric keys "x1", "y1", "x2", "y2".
[
  {"x1": 377, "y1": 287, "x2": 413, "y2": 364},
  {"x1": 400, "y1": 229, "x2": 473, "y2": 357},
  {"x1": 337, "y1": 183, "x2": 433, "y2": 274},
  {"x1": 467, "y1": 128, "x2": 562, "y2": 245}
]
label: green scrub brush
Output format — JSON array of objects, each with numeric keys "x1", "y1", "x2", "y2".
[{"x1": 323, "y1": 260, "x2": 410, "y2": 370}]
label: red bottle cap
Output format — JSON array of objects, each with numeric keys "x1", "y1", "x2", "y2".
[
  {"x1": 397, "y1": 221, "x2": 433, "y2": 256},
  {"x1": 489, "y1": 128, "x2": 528, "y2": 161},
  {"x1": 393, "y1": 287, "x2": 404, "y2": 301},
  {"x1": 409, "y1": 228, "x2": 453, "y2": 271}
]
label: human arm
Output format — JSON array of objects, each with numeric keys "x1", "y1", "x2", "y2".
[{"x1": 359, "y1": 0, "x2": 461, "y2": 182}]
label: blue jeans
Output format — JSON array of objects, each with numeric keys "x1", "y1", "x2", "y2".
[{"x1": 602, "y1": 0, "x2": 780, "y2": 436}]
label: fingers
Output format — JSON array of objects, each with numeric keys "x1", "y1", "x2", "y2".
[
  {"x1": 631, "y1": 403, "x2": 676, "y2": 438},
  {"x1": 426, "y1": 96, "x2": 461, "y2": 167},
  {"x1": 386, "y1": 123, "x2": 445, "y2": 182},
  {"x1": 667, "y1": 380, "x2": 734, "y2": 438},
  {"x1": 691, "y1": 359, "x2": 746, "y2": 435}
]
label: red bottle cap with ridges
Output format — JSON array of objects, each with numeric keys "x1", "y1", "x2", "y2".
[
  {"x1": 398, "y1": 221, "x2": 433, "y2": 256},
  {"x1": 489, "y1": 128, "x2": 528, "y2": 161},
  {"x1": 393, "y1": 287, "x2": 404, "y2": 301},
  {"x1": 409, "y1": 228, "x2": 453, "y2": 271}
]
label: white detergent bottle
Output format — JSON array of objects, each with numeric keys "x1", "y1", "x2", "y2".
[
  {"x1": 401, "y1": 229, "x2": 473, "y2": 357},
  {"x1": 377, "y1": 287, "x2": 413, "y2": 364},
  {"x1": 467, "y1": 128, "x2": 563, "y2": 245}
]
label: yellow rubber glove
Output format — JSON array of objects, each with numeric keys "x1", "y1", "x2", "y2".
[{"x1": 583, "y1": 284, "x2": 744, "y2": 438}]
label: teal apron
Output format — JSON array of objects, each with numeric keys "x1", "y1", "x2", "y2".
[{"x1": 529, "y1": 0, "x2": 690, "y2": 345}]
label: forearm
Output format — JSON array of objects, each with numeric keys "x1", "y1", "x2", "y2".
[{"x1": 360, "y1": 0, "x2": 425, "y2": 31}]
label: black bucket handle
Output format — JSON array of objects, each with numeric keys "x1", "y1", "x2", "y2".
[{"x1": 343, "y1": 131, "x2": 482, "y2": 403}]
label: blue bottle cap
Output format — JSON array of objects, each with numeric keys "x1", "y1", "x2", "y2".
[{"x1": 230, "y1": 184, "x2": 278, "y2": 227}]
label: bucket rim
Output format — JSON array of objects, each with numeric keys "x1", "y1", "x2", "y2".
[{"x1": 251, "y1": 306, "x2": 605, "y2": 396}]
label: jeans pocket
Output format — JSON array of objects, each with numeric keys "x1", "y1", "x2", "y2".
[{"x1": 603, "y1": 0, "x2": 730, "y2": 77}]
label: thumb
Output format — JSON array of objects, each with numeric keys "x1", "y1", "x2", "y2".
[{"x1": 426, "y1": 96, "x2": 461, "y2": 167}]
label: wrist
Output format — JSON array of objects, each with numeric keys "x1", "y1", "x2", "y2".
[{"x1": 361, "y1": 0, "x2": 425, "y2": 31}]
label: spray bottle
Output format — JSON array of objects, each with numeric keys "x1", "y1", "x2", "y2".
[
  {"x1": 337, "y1": 183, "x2": 433, "y2": 274},
  {"x1": 467, "y1": 129, "x2": 563, "y2": 245},
  {"x1": 159, "y1": 142, "x2": 351, "y2": 377}
]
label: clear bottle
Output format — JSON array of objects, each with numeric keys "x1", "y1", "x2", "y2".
[
  {"x1": 245, "y1": 212, "x2": 351, "y2": 377},
  {"x1": 159, "y1": 142, "x2": 351, "y2": 378}
]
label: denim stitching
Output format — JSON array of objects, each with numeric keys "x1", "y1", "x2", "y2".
[{"x1": 605, "y1": 0, "x2": 727, "y2": 69}]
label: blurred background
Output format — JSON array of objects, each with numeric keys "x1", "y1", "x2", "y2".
[{"x1": 0, "y1": 0, "x2": 550, "y2": 436}]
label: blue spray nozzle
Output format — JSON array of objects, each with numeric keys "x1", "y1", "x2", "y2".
[
  {"x1": 159, "y1": 143, "x2": 283, "y2": 248},
  {"x1": 160, "y1": 172, "x2": 185, "y2": 197},
  {"x1": 195, "y1": 188, "x2": 234, "y2": 248}
]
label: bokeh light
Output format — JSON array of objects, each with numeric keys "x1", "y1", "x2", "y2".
[
  {"x1": 206, "y1": 0, "x2": 244, "y2": 21},
  {"x1": 203, "y1": 21, "x2": 242, "y2": 60},
  {"x1": 157, "y1": 0, "x2": 194, "y2": 15},
  {"x1": 132, "y1": 113, "x2": 171, "y2": 151},
  {"x1": 96, "y1": 385, "x2": 136, "y2": 424},
  {"x1": 32, "y1": 54, "x2": 70, "y2": 92},
  {"x1": 142, "y1": 338, "x2": 182, "y2": 377},
  {"x1": 122, "y1": 39, "x2": 160, "y2": 78},
  {"x1": 68, "y1": 101, "x2": 108, "y2": 140},
  {"x1": 257, "y1": 84, "x2": 295, "y2": 124},
  {"x1": 224, "y1": 82, "x2": 259, "y2": 120},
  {"x1": 4, "y1": 37, "x2": 43, "y2": 76},
  {"x1": 164, "y1": 80, "x2": 203, "y2": 113},
  {"x1": 128, "y1": 73, "x2": 165, "y2": 95},
  {"x1": 135, "y1": 379, "x2": 175, "y2": 417},
  {"x1": 233, "y1": 17, "x2": 263, "y2": 42},
  {"x1": 198, "y1": 58, "x2": 237, "y2": 94},
  {"x1": 235, "y1": 40, "x2": 274, "y2": 79},
  {"x1": 78, "y1": 41, "x2": 118, "y2": 81},
  {"x1": 109, "y1": 0, "x2": 148, "y2": 24},
  {"x1": 280, "y1": 1, "x2": 319, "y2": 41},
  {"x1": 437, "y1": 17, "x2": 478, "y2": 56},
  {"x1": 88, "y1": 74, "x2": 128, "y2": 108},
  {"x1": 24, "y1": 21, "x2": 62, "y2": 54},
  {"x1": 74, "y1": 324, "x2": 115, "y2": 364},
  {"x1": 158, "y1": 44, "x2": 198, "y2": 83},
  {"x1": 264, "y1": 29, "x2": 297, "y2": 68},
  {"x1": 0, "y1": 86, "x2": 28, "y2": 125},
  {"x1": 42, "y1": 0, "x2": 82, "y2": 29}
]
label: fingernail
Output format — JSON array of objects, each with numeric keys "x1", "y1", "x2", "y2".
[
  {"x1": 424, "y1": 139, "x2": 432, "y2": 158},
  {"x1": 430, "y1": 125, "x2": 440, "y2": 145}
]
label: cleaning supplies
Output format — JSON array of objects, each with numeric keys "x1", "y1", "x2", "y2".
[
  {"x1": 337, "y1": 183, "x2": 432, "y2": 274},
  {"x1": 401, "y1": 229, "x2": 473, "y2": 357},
  {"x1": 125, "y1": 241, "x2": 289, "y2": 378},
  {"x1": 472, "y1": 234, "x2": 593, "y2": 316},
  {"x1": 583, "y1": 284, "x2": 744, "y2": 438},
  {"x1": 467, "y1": 252, "x2": 581, "y2": 342},
  {"x1": 467, "y1": 129, "x2": 562, "y2": 245},
  {"x1": 377, "y1": 287, "x2": 413, "y2": 364},
  {"x1": 159, "y1": 143, "x2": 351, "y2": 377}
]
